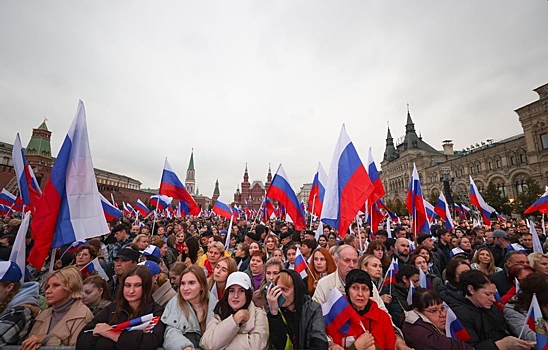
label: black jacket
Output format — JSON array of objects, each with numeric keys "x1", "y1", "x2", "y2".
[
  {"x1": 76, "y1": 299, "x2": 165, "y2": 350},
  {"x1": 439, "y1": 282, "x2": 466, "y2": 308},
  {"x1": 451, "y1": 297, "x2": 510, "y2": 350},
  {"x1": 491, "y1": 269, "x2": 511, "y2": 296}
]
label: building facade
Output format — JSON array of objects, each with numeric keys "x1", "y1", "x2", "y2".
[
  {"x1": 381, "y1": 83, "x2": 548, "y2": 208},
  {"x1": 233, "y1": 164, "x2": 272, "y2": 210}
]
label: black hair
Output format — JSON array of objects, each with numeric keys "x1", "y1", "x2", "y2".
[
  {"x1": 510, "y1": 272, "x2": 548, "y2": 313},
  {"x1": 412, "y1": 288, "x2": 444, "y2": 312},
  {"x1": 458, "y1": 270, "x2": 494, "y2": 296},
  {"x1": 183, "y1": 236, "x2": 199, "y2": 263},
  {"x1": 345, "y1": 269, "x2": 373, "y2": 297},
  {"x1": 445, "y1": 257, "x2": 471, "y2": 287},
  {"x1": 214, "y1": 285, "x2": 253, "y2": 321},
  {"x1": 396, "y1": 265, "x2": 419, "y2": 284}
]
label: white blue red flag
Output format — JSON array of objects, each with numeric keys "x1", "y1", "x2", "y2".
[
  {"x1": 469, "y1": 176, "x2": 495, "y2": 225},
  {"x1": 529, "y1": 220, "x2": 544, "y2": 253},
  {"x1": 110, "y1": 193, "x2": 118, "y2": 208},
  {"x1": 100, "y1": 193, "x2": 122, "y2": 222},
  {"x1": 524, "y1": 294, "x2": 548, "y2": 349},
  {"x1": 418, "y1": 268, "x2": 432, "y2": 289},
  {"x1": 123, "y1": 202, "x2": 135, "y2": 215},
  {"x1": 444, "y1": 302, "x2": 471, "y2": 342},
  {"x1": 406, "y1": 164, "x2": 429, "y2": 235},
  {"x1": 266, "y1": 164, "x2": 306, "y2": 230},
  {"x1": 321, "y1": 288, "x2": 363, "y2": 347},
  {"x1": 149, "y1": 194, "x2": 172, "y2": 211},
  {"x1": 81, "y1": 257, "x2": 109, "y2": 281},
  {"x1": 0, "y1": 188, "x2": 17, "y2": 207},
  {"x1": 10, "y1": 211, "x2": 30, "y2": 283},
  {"x1": 12, "y1": 133, "x2": 42, "y2": 211},
  {"x1": 159, "y1": 158, "x2": 200, "y2": 216},
  {"x1": 434, "y1": 192, "x2": 454, "y2": 229},
  {"x1": 293, "y1": 247, "x2": 308, "y2": 278},
  {"x1": 212, "y1": 199, "x2": 233, "y2": 220},
  {"x1": 423, "y1": 199, "x2": 436, "y2": 223},
  {"x1": 135, "y1": 199, "x2": 150, "y2": 217},
  {"x1": 368, "y1": 147, "x2": 385, "y2": 203},
  {"x1": 308, "y1": 162, "x2": 328, "y2": 218},
  {"x1": 525, "y1": 189, "x2": 548, "y2": 215},
  {"x1": 454, "y1": 203, "x2": 468, "y2": 220},
  {"x1": 321, "y1": 125, "x2": 374, "y2": 237},
  {"x1": 28, "y1": 101, "x2": 109, "y2": 269},
  {"x1": 109, "y1": 313, "x2": 160, "y2": 333}
]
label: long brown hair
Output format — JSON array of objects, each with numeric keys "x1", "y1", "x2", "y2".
[
  {"x1": 207, "y1": 257, "x2": 237, "y2": 290},
  {"x1": 0, "y1": 281, "x2": 21, "y2": 314},
  {"x1": 113, "y1": 265, "x2": 153, "y2": 321},
  {"x1": 472, "y1": 247, "x2": 497, "y2": 274},
  {"x1": 178, "y1": 265, "x2": 210, "y2": 332},
  {"x1": 307, "y1": 248, "x2": 336, "y2": 295}
]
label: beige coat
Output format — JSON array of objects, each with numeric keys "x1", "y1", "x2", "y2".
[
  {"x1": 152, "y1": 280, "x2": 177, "y2": 308},
  {"x1": 200, "y1": 302, "x2": 268, "y2": 350},
  {"x1": 29, "y1": 299, "x2": 93, "y2": 346}
]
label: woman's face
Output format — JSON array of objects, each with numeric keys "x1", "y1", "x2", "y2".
[
  {"x1": 208, "y1": 247, "x2": 221, "y2": 264},
  {"x1": 249, "y1": 243, "x2": 260, "y2": 255},
  {"x1": 75, "y1": 248, "x2": 92, "y2": 267},
  {"x1": 83, "y1": 284, "x2": 103, "y2": 307},
  {"x1": 318, "y1": 237, "x2": 327, "y2": 247},
  {"x1": 348, "y1": 283, "x2": 370, "y2": 311},
  {"x1": 160, "y1": 245, "x2": 167, "y2": 257},
  {"x1": 45, "y1": 275, "x2": 71, "y2": 307},
  {"x1": 459, "y1": 238, "x2": 472, "y2": 251},
  {"x1": 468, "y1": 283, "x2": 497, "y2": 309},
  {"x1": 418, "y1": 249, "x2": 430, "y2": 262},
  {"x1": 313, "y1": 251, "x2": 327, "y2": 274},
  {"x1": 414, "y1": 256, "x2": 428, "y2": 273},
  {"x1": 176, "y1": 234, "x2": 185, "y2": 244},
  {"x1": 363, "y1": 257, "x2": 383, "y2": 280},
  {"x1": 455, "y1": 264, "x2": 471, "y2": 283},
  {"x1": 535, "y1": 257, "x2": 548, "y2": 276},
  {"x1": 123, "y1": 275, "x2": 143, "y2": 306},
  {"x1": 272, "y1": 250, "x2": 284, "y2": 261},
  {"x1": 450, "y1": 237, "x2": 458, "y2": 248},
  {"x1": 213, "y1": 260, "x2": 230, "y2": 283},
  {"x1": 180, "y1": 272, "x2": 201, "y2": 303},
  {"x1": 169, "y1": 271, "x2": 181, "y2": 289},
  {"x1": 265, "y1": 238, "x2": 277, "y2": 251},
  {"x1": 265, "y1": 265, "x2": 281, "y2": 282},
  {"x1": 249, "y1": 256, "x2": 264, "y2": 275},
  {"x1": 373, "y1": 247, "x2": 384, "y2": 260},
  {"x1": 276, "y1": 278, "x2": 295, "y2": 309},
  {"x1": 421, "y1": 303, "x2": 447, "y2": 331},
  {"x1": 136, "y1": 237, "x2": 149, "y2": 250},
  {"x1": 478, "y1": 250, "x2": 492, "y2": 264},
  {"x1": 227, "y1": 285, "x2": 247, "y2": 311}
]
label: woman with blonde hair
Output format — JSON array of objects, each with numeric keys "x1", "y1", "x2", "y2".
[
  {"x1": 306, "y1": 248, "x2": 336, "y2": 296},
  {"x1": 208, "y1": 256, "x2": 237, "y2": 300},
  {"x1": 21, "y1": 266, "x2": 93, "y2": 349},
  {"x1": 162, "y1": 265, "x2": 218, "y2": 350},
  {"x1": 253, "y1": 257, "x2": 284, "y2": 310},
  {"x1": 528, "y1": 252, "x2": 548, "y2": 276},
  {"x1": 198, "y1": 241, "x2": 225, "y2": 278},
  {"x1": 133, "y1": 234, "x2": 149, "y2": 251},
  {"x1": 263, "y1": 234, "x2": 280, "y2": 260},
  {"x1": 471, "y1": 247, "x2": 502, "y2": 275}
]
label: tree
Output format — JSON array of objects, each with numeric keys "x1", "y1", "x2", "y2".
[
  {"x1": 427, "y1": 190, "x2": 439, "y2": 207},
  {"x1": 481, "y1": 183, "x2": 512, "y2": 215},
  {"x1": 513, "y1": 178, "x2": 543, "y2": 215},
  {"x1": 385, "y1": 199, "x2": 408, "y2": 217}
]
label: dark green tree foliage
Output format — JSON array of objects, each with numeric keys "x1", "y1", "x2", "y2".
[
  {"x1": 513, "y1": 178, "x2": 543, "y2": 215},
  {"x1": 481, "y1": 183, "x2": 512, "y2": 215}
]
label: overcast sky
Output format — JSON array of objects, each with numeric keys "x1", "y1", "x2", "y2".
[{"x1": 1, "y1": 1, "x2": 547, "y2": 200}]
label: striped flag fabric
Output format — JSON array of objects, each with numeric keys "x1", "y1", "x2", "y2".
[
  {"x1": 293, "y1": 247, "x2": 308, "y2": 279},
  {"x1": 524, "y1": 294, "x2": 548, "y2": 350},
  {"x1": 109, "y1": 313, "x2": 160, "y2": 333},
  {"x1": 444, "y1": 302, "x2": 471, "y2": 342},
  {"x1": 81, "y1": 257, "x2": 109, "y2": 281}
]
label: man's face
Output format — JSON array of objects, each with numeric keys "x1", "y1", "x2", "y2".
[
  {"x1": 520, "y1": 234, "x2": 533, "y2": 248},
  {"x1": 157, "y1": 227, "x2": 165, "y2": 236},
  {"x1": 395, "y1": 229, "x2": 406, "y2": 239},
  {"x1": 280, "y1": 226, "x2": 288, "y2": 234},
  {"x1": 507, "y1": 254, "x2": 529, "y2": 268},
  {"x1": 300, "y1": 244, "x2": 311, "y2": 257},
  {"x1": 506, "y1": 227, "x2": 515, "y2": 236},
  {"x1": 131, "y1": 225, "x2": 140, "y2": 234},
  {"x1": 396, "y1": 239, "x2": 410, "y2": 257},
  {"x1": 441, "y1": 232, "x2": 452, "y2": 244},
  {"x1": 114, "y1": 258, "x2": 136, "y2": 276},
  {"x1": 336, "y1": 247, "x2": 358, "y2": 281},
  {"x1": 422, "y1": 237, "x2": 434, "y2": 250},
  {"x1": 114, "y1": 229, "x2": 127, "y2": 242}
]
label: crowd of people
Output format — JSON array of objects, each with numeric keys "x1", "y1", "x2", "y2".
[{"x1": 0, "y1": 214, "x2": 547, "y2": 350}]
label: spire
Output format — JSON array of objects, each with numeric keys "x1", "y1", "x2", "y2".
[
  {"x1": 405, "y1": 104, "x2": 416, "y2": 133},
  {"x1": 38, "y1": 117, "x2": 49, "y2": 131},
  {"x1": 243, "y1": 163, "x2": 249, "y2": 182},
  {"x1": 26, "y1": 120, "x2": 52, "y2": 160},
  {"x1": 188, "y1": 148, "x2": 195, "y2": 171},
  {"x1": 267, "y1": 163, "x2": 272, "y2": 183},
  {"x1": 383, "y1": 124, "x2": 397, "y2": 161},
  {"x1": 213, "y1": 179, "x2": 220, "y2": 196}
]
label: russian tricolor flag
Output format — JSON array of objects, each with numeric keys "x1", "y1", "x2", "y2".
[
  {"x1": 294, "y1": 247, "x2": 308, "y2": 279},
  {"x1": 159, "y1": 158, "x2": 200, "y2": 216},
  {"x1": 424, "y1": 199, "x2": 436, "y2": 223},
  {"x1": 406, "y1": 164, "x2": 430, "y2": 236},
  {"x1": 80, "y1": 257, "x2": 109, "y2": 281},
  {"x1": 321, "y1": 125, "x2": 375, "y2": 237},
  {"x1": 109, "y1": 313, "x2": 160, "y2": 333},
  {"x1": 454, "y1": 203, "x2": 468, "y2": 220},
  {"x1": 266, "y1": 164, "x2": 306, "y2": 230},
  {"x1": 12, "y1": 133, "x2": 42, "y2": 211},
  {"x1": 308, "y1": 162, "x2": 328, "y2": 218},
  {"x1": 368, "y1": 147, "x2": 385, "y2": 204},
  {"x1": 379, "y1": 258, "x2": 398, "y2": 291},
  {"x1": 28, "y1": 101, "x2": 109, "y2": 269},
  {"x1": 524, "y1": 189, "x2": 548, "y2": 215},
  {"x1": 525, "y1": 294, "x2": 548, "y2": 350},
  {"x1": 123, "y1": 202, "x2": 134, "y2": 215},
  {"x1": 444, "y1": 302, "x2": 470, "y2": 342},
  {"x1": 0, "y1": 188, "x2": 16, "y2": 207},
  {"x1": 469, "y1": 176, "x2": 495, "y2": 225},
  {"x1": 100, "y1": 193, "x2": 122, "y2": 222},
  {"x1": 149, "y1": 194, "x2": 172, "y2": 211},
  {"x1": 135, "y1": 199, "x2": 150, "y2": 217},
  {"x1": 321, "y1": 288, "x2": 363, "y2": 345},
  {"x1": 434, "y1": 192, "x2": 454, "y2": 229},
  {"x1": 263, "y1": 197, "x2": 276, "y2": 220},
  {"x1": 212, "y1": 199, "x2": 233, "y2": 220}
]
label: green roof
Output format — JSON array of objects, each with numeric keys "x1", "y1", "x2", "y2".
[{"x1": 188, "y1": 150, "x2": 194, "y2": 170}]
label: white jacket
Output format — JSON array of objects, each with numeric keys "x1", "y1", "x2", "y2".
[
  {"x1": 200, "y1": 302, "x2": 268, "y2": 350},
  {"x1": 161, "y1": 292, "x2": 218, "y2": 350}
]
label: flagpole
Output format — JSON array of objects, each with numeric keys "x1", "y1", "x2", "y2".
[
  {"x1": 150, "y1": 196, "x2": 161, "y2": 235},
  {"x1": 309, "y1": 194, "x2": 316, "y2": 230},
  {"x1": 252, "y1": 196, "x2": 266, "y2": 224},
  {"x1": 518, "y1": 293, "x2": 535, "y2": 339}
]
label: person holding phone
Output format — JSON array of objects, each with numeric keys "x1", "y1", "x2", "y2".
[{"x1": 266, "y1": 269, "x2": 328, "y2": 350}]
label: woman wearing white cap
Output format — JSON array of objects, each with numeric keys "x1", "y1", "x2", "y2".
[
  {"x1": 201, "y1": 271, "x2": 268, "y2": 350},
  {"x1": 0, "y1": 261, "x2": 41, "y2": 347}
]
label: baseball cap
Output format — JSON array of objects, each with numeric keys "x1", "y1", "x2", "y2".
[
  {"x1": 114, "y1": 248, "x2": 139, "y2": 262},
  {"x1": 138, "y1": 260, "x2": 161, "y2": 275},
  {"x1": 0, "y1": 261, "x2": 22, "y2": 282},
  {"x1": 488, "y1": 230, "x2": 508, "y2": 239},
  {"x1": 226, "y1": 271, "x2": 252, "y2": 290}
]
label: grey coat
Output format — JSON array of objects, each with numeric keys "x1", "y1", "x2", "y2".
[{"x1": 503, "y1": 302, "x2": 535, "y2": 341}]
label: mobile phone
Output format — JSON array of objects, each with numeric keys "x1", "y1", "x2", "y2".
[{"x1": 264, "y1": 281, "x2": 287, "y2": 307}]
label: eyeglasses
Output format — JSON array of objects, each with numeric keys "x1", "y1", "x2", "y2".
[{"x1": 423, "y1": 305, "x2": 448, "y2": 315}]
